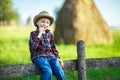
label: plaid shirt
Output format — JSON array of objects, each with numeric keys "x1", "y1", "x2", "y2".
[{"x1": 29, "y1": 29, "x2": 60, "y2": 61}]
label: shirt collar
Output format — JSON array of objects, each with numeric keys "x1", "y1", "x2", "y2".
[
  {"x1": 36, "y1": 28, "x2": 39, "y2": 34},
  {"x1": 36, "y1": 28, "x2": 50, "y2": 34}
]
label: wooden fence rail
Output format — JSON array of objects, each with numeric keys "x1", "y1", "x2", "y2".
[{"x1": 0, "y1": 40, "x2": 120, "y2": 80}]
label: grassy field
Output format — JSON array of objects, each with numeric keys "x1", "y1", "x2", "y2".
[{"x1": 0, "y1": 26, "x2": 120, "y2": 80}]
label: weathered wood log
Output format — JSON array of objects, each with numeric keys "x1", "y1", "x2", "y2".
[
  {"x1": 77, "y1": 40, "x2": 86, "y2": 80},
  {"x1": 1, "y1": 57, "x2": 120, "y2": 79},
  {"x1": 0, "y1": 63, "x2": 40, "y2": 78},
  {"x1": 0, "y1": 60, "x2": 77, "y2": 79},
  {"x1": 86, "y1": 57, "x2": 120, "y2": 69}
]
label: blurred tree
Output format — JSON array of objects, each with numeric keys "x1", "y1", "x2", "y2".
[
  {"x1": 0, "y1": 0, "x2": 20, "y2": 26},
  {"x1": 26, "y1": 16, "x2": 31, "y2": 25},
  {"x1": 54, "y1": 0, "x2": 113, "y2": 45}
]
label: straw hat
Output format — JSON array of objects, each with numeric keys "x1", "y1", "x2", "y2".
[{"x1": 33, "y1": 11, "x2": 54, "y2": 26}]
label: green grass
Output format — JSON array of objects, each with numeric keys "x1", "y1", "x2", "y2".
[
  {"x1": 0, "y1": 27, "x2": 33, "y2": 65},
  {"x1": 0, "y1": 27, "x2": 120, "y2": 80}
]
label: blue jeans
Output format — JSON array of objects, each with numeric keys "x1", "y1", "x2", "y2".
[{"x1": 33, "y1": 57, "x2": 66, "y2": 80}]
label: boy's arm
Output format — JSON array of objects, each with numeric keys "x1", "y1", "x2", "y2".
[
  {"x1": 29, "y1": 32, "x2": 41, "y2": 49},
  {"x1": 50, "y1": 33, "x2": 64, "y2": 68},
  {"x1": 50, "y1": 33, "x2": 60, "y2": 58}
]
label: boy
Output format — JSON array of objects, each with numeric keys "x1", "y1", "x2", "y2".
[{"x1": 29, "y1": 11, "x2": 66, "y2": 80}]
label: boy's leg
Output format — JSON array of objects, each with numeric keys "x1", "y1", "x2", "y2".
[
  {"x1": 50, "y1": 58, "x2": 66, "y2": 80},
  {"x1": 33, "y1": 58, "x2": 52, "y2": 80}
]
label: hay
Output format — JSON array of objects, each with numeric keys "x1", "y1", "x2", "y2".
[{"x1": 54, "y1": 0, "x2": 113, "y2": 44}]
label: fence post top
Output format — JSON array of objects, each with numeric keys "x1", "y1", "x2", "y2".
[
  {"x1": 77, "y1": 40, "x2": 85, "y2": 47},
  {"x1": 77, "y1": 40, "x2": 84, "y2": 44}
]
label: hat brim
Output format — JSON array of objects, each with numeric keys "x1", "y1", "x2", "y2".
[{"x1": 33, "y1": 15, "x2": 54, "y2": 26}]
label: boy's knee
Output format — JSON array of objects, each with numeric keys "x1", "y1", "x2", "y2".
[
  {"x1": 43, "y1": 68, "x2": 52, "y2": 75},
  {"x1": 54, "y1": 69, "x2": 64, "y2": 76}
]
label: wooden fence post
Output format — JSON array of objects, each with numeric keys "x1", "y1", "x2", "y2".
[{"x1": 77, "y1": 40, "x2": 86, "y2": 80}]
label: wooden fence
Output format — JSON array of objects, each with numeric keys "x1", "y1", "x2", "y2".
[{"x1": 0, "y1": 40, "x2": 120, "y2": 80}]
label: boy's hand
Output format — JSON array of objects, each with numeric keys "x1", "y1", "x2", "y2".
[
  {"x1": 38, "y1": 27, "x2": 45, "y2": 38},
  {"x1": 39, "y1": 27, "x2": 45, "y2": 34},
  {"x1": 58, "y1": 58, "x2": 64, "y2": 69}
]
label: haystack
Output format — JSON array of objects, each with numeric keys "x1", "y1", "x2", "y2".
[{"x1": 54, "y1": 0, "x2": 113, "y2": 44}]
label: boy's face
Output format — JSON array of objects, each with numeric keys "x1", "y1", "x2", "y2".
[{"x1": 36, "y1": 18, "x2": 50, "y2": 30}]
